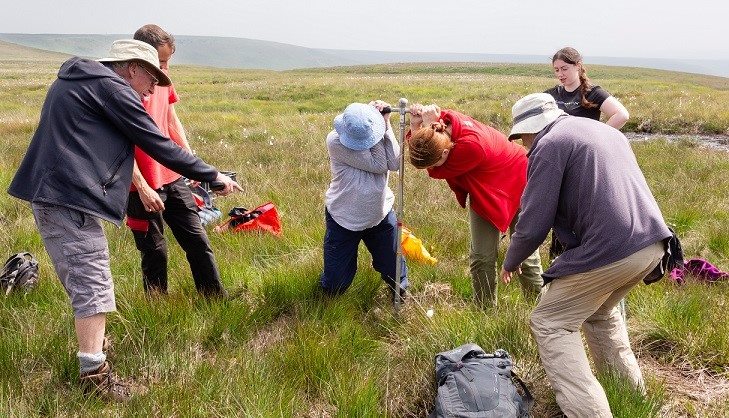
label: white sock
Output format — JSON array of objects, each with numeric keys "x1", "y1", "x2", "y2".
[{"x1": 78, "y1": 351, "x2": 106, "y2": 375}]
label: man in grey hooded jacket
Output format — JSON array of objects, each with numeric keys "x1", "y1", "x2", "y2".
[
  {"x1": 501, "y1": 93, "x2": 671, "y2": 417},
  {"x1": 8, "y1": 39, "x2": 241, "y2": 401}
]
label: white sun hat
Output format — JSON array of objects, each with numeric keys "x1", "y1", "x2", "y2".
[
  {"x1": 508, "y1": 93, "x2": 566, "y2": 140},
  {"x1": 98, "y1": 39, "x2": 171, "y2": 86}
]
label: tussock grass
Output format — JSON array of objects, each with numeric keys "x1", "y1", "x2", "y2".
[
  {"x1": 631, "y1": 280, "x2": 729, "y2": 373},
  {"x1": 0, "y1": 59, "x2": 727, "y2": 416},
  {"x1": 598, "y1": 373, "x2": 665, "y2": 418}
]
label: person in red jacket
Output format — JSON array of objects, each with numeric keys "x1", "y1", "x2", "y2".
[{"x1": 408, "y1": 104, "x2": 542, "y2": 307}]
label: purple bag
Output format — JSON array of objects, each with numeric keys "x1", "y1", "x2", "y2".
[{"x1": 669, "y1": 258, "x2": 729, "y2": 284}]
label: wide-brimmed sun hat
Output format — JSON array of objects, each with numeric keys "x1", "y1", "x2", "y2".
[
  {"x1": 508, "y1": 93, "x2": 566, "y2": 140},
  {"x1": 98, "y1": 39, "x2": 171, "y2": 86},
  {"x1": 333, "y1": 103, "x2": 386, "y2": 151}
]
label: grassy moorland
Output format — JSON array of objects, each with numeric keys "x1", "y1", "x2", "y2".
[{"x1": 0, "y1": 54, "x2": 728, "y2": 417}]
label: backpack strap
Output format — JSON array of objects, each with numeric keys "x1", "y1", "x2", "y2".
[{"x1": 511, "y1": 371, "x2": 535, "y2": 416}]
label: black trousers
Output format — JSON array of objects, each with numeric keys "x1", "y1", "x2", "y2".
[{"x1": 126, "y1": 178, "x2": 225, "y2": 296}]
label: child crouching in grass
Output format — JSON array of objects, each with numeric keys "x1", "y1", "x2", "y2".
[{"x1": 320, "y1": 100, "x2": 407, "y2": 303}]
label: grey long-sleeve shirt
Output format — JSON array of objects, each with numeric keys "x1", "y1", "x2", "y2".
[
  {"x1": 325, "y1": 128, "x2": 400, "y2": 231},
  {"x1": 504, "y1": 116, "x2": 671, "y2": 282}
]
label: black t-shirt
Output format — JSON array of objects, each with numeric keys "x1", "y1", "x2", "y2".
[{"x1": 544, "y1": 85, "x2": 611, "y2": 120}]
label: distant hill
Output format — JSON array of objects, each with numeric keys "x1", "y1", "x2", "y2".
[
  {"x1": 0, "y1": 34, "x2": 358, "y2": 69},
  {"x1": 1, "y1": 33, "x2": 727, "y2": 78},
  {"x1": 0, "y1": 39, "x2": 69, "y2": 61}
]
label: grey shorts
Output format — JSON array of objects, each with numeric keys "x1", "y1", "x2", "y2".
[{"x1": 31, "y1": 202, "x2": 116, "y2": 318}]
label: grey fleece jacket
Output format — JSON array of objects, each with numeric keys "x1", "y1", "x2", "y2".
[{"x1": 504, "y1": 115, "x2": 671, "y2": 282}]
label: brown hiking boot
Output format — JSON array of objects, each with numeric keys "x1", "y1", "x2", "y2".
[{"x1": 79, "y1": 361, "x2": 131, "y2": 402}]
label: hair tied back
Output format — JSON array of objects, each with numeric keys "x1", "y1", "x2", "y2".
[{"x1": 430, "y1": 122, "x2": 446, "y2": 133}]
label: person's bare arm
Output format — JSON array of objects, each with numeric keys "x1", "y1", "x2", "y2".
[
  {"x1": 168, "y1": 105, "x2": 192, "y2": 153},
  {"x1": 168, "y1": 104, "x2": 201, "y2": 187},
  {"x1": 601, "y1": 96, "x2": 629, "y2": 129},
  {"x1": 132, "y1": 159, "x2": 164, "y2": 212},
  {"x1": 409, "y1": 103, "x2": 425, "y2": 133}
]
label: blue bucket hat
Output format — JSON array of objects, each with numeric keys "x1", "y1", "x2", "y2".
[{"x1": 333, "y1": 103, "x2": 386, "y2": 151}]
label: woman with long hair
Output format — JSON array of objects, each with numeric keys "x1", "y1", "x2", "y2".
[{"x1": 547, "y1": 47, "x2": 629, "y2": 129}]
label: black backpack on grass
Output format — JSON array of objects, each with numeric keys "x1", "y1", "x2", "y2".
[
  {"x1": 0, "y1": 252, "x2": 39, "y2": 295},
  {"x1": 430, "y1": 343, "x2": 534, "y2": 418}
]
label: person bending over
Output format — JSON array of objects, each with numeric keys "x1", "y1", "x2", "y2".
[
  {"x1": 407, "y1": 104, "x2": 543, "y2": 308},
  {"x1": 8, "y1": 40, "x2": 241, "y2": 402},
  {"x1": 503, "y1": 93, "x2": 670, "y2": 417}
]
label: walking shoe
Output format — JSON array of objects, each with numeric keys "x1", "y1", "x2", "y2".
[{"x1": 79, "y1": 361, "x2": 131, "y2": 402}]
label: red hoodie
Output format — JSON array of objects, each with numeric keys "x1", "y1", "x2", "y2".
[{"x1": 427, "y1": 110, "x2": 527, "y2": 232}]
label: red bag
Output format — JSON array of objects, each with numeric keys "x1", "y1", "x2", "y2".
[{"x1": 214, "y1": 202, "x2": 282, "y2": 236}]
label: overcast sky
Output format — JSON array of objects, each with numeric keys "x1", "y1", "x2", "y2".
[{"x1": 2, "y1": 0, "x2": 724, "y2": 60}]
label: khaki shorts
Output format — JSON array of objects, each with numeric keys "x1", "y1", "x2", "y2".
[{"x1": 32, "y1": 202, "x2": 115, "y2": 318}]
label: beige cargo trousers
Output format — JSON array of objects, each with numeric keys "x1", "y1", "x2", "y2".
[{"x1": 530, "y1": 241, "x2": 663, "y2": 417}]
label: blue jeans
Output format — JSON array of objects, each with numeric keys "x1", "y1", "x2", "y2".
[{"x1": 320, "y1": 209, "x2": 407, "y2": 294}]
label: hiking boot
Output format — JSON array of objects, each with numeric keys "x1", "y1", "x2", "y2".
[{"x1": 79, "y1": 361, "x2": 131, "y2": 402}]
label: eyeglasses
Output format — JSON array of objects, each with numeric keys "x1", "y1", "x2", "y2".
[{"x1": 139, "y1": 65, "x2": 159, "y2": 86}]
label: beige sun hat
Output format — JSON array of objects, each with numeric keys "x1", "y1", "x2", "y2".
[
  {"x1": 98, "y1": 39, "x2": 171, "y2": 86},
  {"x1": 508, "y1": 93, "x2": 566, "y2": 140}
]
